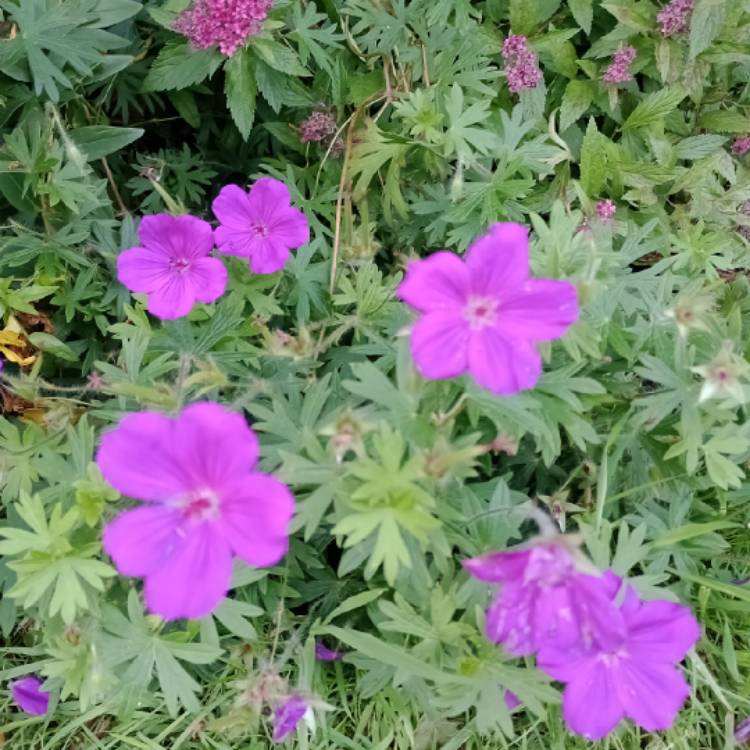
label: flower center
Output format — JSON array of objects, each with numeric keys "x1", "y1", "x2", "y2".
[
  {"x1": 251, "y1": 221, "x2": 270, "y2": 238},
  {"x1": 463, "y1": 295, "x2": 498, "y2": 330},
  {"x1": 176, "y1": 488, "x2": 220, "y2": 521},
  {"x1": 170, "y1": 257, "x2": 191, "y2": 273}
]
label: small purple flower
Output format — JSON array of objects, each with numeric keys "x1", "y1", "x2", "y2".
[
  {"x1": 732, "y1": 136, "x2": 750, "y2": 156},
  {"x1": 315, "y1": 641, "x2": 344, "y2": 661},
  {"x1": 11, "y1": 676, "x2": 50, "y2": 716},
  {"x1": 273, "y1": 694, "x2": 308, "y2": 742},
  {"x1": 464, "y1": 543, "x2": 624, "y2": 655},
  {"x1": 97, "y1": 402, "x2": 294, "y2": 620},
  {"x1": 117, "y1": 214, "x2": 227, "y2": 320},
  {"x1": 737, "y1": 717, "x2": 750, "y2": 745},
  {"x1": 657, "y1": 0, "x2": 693, "y2": 36},
  {"x1": 300, "y1": 111, "x2": 337, "y2": 144},
  {"x1": 538, "y1": 582, "x2": 700, "y2": 740},
  {"x1": 504, "y1": 690, "x2": 521, "y2": 710},
  {"x1": 502, "y1": 35, "x2": 542, "y2": 94},
  {"x1": 602, "y1": 46, "x2": 637, "y2": 84},
  {"x1": 397, "y1": 223, "x2": 578, "y2": 396},
  {"x1": 212, "y1": 178, "x2": 310, "y2": 274},
  {"x1": 595, "y1": 199, "x2": 616, "y2": 219}
]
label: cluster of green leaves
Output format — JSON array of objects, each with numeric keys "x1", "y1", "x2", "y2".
[{"x1": 2, "y1": 0, "x2": 750, "y2": 748}]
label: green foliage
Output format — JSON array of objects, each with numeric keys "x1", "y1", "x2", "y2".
[{"x1": 2, "y1": 0, "x2": 750, "y2": 747}]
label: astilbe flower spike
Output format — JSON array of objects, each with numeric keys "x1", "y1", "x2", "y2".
[
  {"x1": 602, "y1": 46, "x2": 637, "y2": 84},
  {"x1": 97, "y1": 402, "x2": 294, "y2": 620},
  {"x1": 501, "y1": 35, "x2": 542, "y2": 94},
  {"x1": 117, "y1": 214, "x2": 227, "y2": 320},
  {"x1": 212, "y1": 178, "x2": 310, "y2": 274},
  {"x1": 595, "y1": 199, "x2": 616, "y2": 219},
  {"x1": 397, "y1": 223, "x2": 578, "y2": 396},
  {"x1": 11, "y1": 676, "x2": 50, "y2": 716},
  {"x1": 538, "y1": 576, "x2": 700, "y2": 740},
  {"x1": 300, "y1": 111, "x2": 337, "y2": 144},
  {"x1": 657, "y1": 0, "x2": 694, "y2": 36},
  {"x1": 174, "y1": 0, "x2": 274, "y2": 57}
]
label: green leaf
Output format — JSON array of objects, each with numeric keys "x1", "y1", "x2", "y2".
[
  {"x1": 579, "y1": 118, "x2": 608, "y2": 196},
  {"x1": 689, "y1": 0, "x2": 727, "y2": 59},
  {"x1": 653, "y1": 521, "x2": 738, "y2": 548},
  {"x1": 68, "y1": 126, "x2": 143, "y2": 161},
  {"x1": 559, "y1": 79, "x2": 595, "y2": 132},
  {"x1": 324, "y1": 626, "x2": 471, "y2": 684},
  {"x1": 696, "y1": 110, "x2": 750, "y2": 133},
  {"x1": 251, "y1": 38, "x2": 310, "y2": 76},
  {"x1": 167, "y1": 90, "x2": 200, "y2": 128},
  {"x1": 671, "y1": 570, "x2": 750, "y2": 603},
  {"x1": 510, "y1": 0, "x2": 538, "y2": 35},
  {"x1": 568, "y1": 0, "x2": 593, "y2": 33},
  {"x1": 224, "y1": 49, "x2": 257, "y2": 140},
  {"x1": 28, "y1": 332, "x2": 78, "y2": 361},
  {"x1": 623, "y1": 86, "x2": 686, "y2": 131},
  {"x1": 324, "y1": 588, "x2": 386, "y2": 624},
  {"x1": 143, "y1": 40, "x2": 222, "y2": 92}
]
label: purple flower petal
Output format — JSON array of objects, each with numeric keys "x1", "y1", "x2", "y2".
[
  {"x1": 144, "y1": 522, "x2": 233, "y2": 620},
  {"x1": 98, "y1": 402, "x2": 293, "y2": 620},
  {"x1": 273, "y1": 694, "x2": 308, "y2": 742},
  {"x1": 616, "y1": 660, "x2": 691, "y2": 732},
  {"x1": 103, "y1": 506, "x2": 184, "y2": 577},
  {"x1": 117, "y1": 213, "x2": 225, "y2": 320},
  {"x1": 465, "y1": 223, "x2": 529, "y2": 295},
  {"x1": 561, "y1": 658, "x2": 625, "y2": 740},
  {"x1": 315, "y1": 642, "x2": 344, "y2": 661},
  {"x1": 498, "y1": 279, "x2": 579, "y2": 342},
  {"x1": 736, "y1": 717, "x2": 750, "y2": 745},
  {"x1": 467, "y1": 328, "x2": 542, "y2": 395},
  {"x1": 96, "y1": 411, "x2": 188, "y2": 501},
  {"x1": 397, "y1": 252, "x2": 470, "y2": 312},
  {"x1": 11, "y1": 676, "x2": 50, "y2": 716},
  {"x1": 463, "y1": 549, "x2": 531, "y2": 583},
  {"x1": 504, "y1": 690, "x2": 521, "y2": 710},
  {"x1": 220, "y1": 474, "x2": 294, "y2": 567},
  {"x1": 213, "y1": 178, "x2": 309, "y2": 274},
  {"x1": 410, "y1": 311, "x2": 469, "y2": 379}
]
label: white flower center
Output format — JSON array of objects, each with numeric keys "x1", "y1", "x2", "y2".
[
  {"x1": 463, "y1": 295, "x2": 498, "y2": 329},
  {"x1": 175, "y1": 488, "x2": 220, "y2": 521},
  {"x1": 170, "y1": 257, "x2": 191, "y2": 273},
  {"x1": 251, "y1": 221, "x2": 270, "y2": 238}
]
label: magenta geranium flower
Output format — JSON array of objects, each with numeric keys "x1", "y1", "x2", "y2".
[
  {"x1": 117, "y1": 214, "x2": 227, "y2": 320},
  {"x1": 538, "y1": 581, "x2": 700, "y2": 740},
  {"x1": 397, "y1": 223, "x2": 578, "y2": 395},
  {"x1": 273, "y1": 694, "x2": 309, "y2": 742},
  {"x1": 97, "y1": 402, "x2": 294, "y2": 621},
  {"x1": 464, "y1": 542, "x2": 623, "y2": 655},
  {"x1": 11, "y1": 676, "x2": 50, "y2": 716},
  {"x1": 212, "y1": 178, "x2": 310, "y2": 274}
]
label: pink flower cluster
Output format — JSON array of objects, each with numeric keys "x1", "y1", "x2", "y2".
[
  {"x1": 732, "y1": 136, "x2": 750, "y2": 156},
  {"x1": 596, "y1": 199, "x2": 616, "y2": 219},
  {"x1": 502, "y1": 35, "x2": 542, "y2": 94},
  {"x1": 117, "y1": 177, "x2": 309, "y2": 320},
  {"x1": 466, "y1": 540, "x2": 700, "y2": 740},
  {"x1": 657, "y1": 0, "x2": 694, "y2": 36},
  {"x1": 174, "y1": 0, "x2": 274, "y2": 57},
  {"x1": 602, "y1": 46, "x2": 637, "y2": 84},
  {"x1": 300, "y1": 111, "x2": 337, "y2": 144}
]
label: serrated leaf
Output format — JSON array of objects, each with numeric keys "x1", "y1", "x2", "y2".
[
  {"x1": 559, "y1": 79, "x2": 595, "y2": 131},
  {"x1": 579, "y1": 118, "x2": 608, "y2": 196},
  {"x1": 251, "y1": 38, "x2": 310, "y2": 76},
  {"x1": 68, "y1": 126, "x2": 143, "y2": 161},
  {"x1": 696, "y1": 110, "x2": 750, "y2": 133},
  {"x1": 623, "y1": 87, "x2": 686, "y2": 130},
  {"x1": 689, "y1": 0, "x2": 727, "y2": 60},
  {"x1": 224, "y1": 50, "x2": 256, "y2": 139},
  {"x1": 568, "y1": 0, "x2": 593, "y2": 33},
  {"x1": 143, "y1": 40, "x2": 222, "y2": 91}
]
